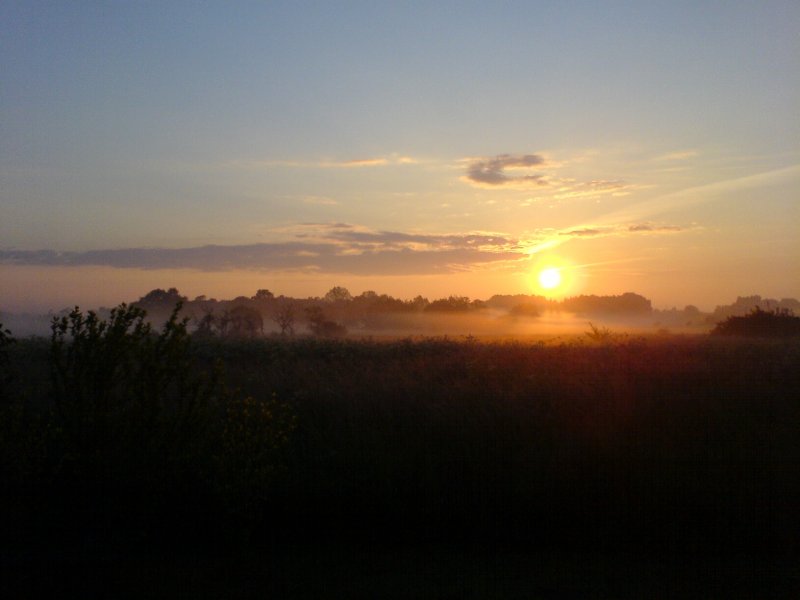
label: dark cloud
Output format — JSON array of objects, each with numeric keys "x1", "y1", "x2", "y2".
[
  {"x1": 465, "y1": 154, "x2": 549, "y2": 187},
  {"x1": 0, "y1": 228, "x2": 524, "y2": 276},
  {"x1": 559, "y1": 228, "x2": 605, "y2": 237},
  {"x1": 322, "y1": 229, "x2": 514, "y2": 249}
]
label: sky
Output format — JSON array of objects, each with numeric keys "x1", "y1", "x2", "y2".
[{"x1": 2, "y1": 1, "x2": 798, "y2": 313}]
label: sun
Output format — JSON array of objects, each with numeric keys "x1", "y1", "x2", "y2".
[{"x1": 538, "y1": 267, "x2": 561, "y2": 290}]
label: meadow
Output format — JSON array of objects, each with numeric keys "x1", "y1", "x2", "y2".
[{"x1": 1, "y1": 309, "x2": 798, "y2": 596}]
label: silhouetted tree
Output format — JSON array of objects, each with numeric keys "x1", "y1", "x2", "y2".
[
  {"x1": 252, "y1": 289, "x2": 274, "y2": 302},
  {"x1": 425, "y1": 296, "x2": 472, "y2": 312},
  {"x1": 324, "y1": 286, "x2": 352, "y2": 303},
  {"x1": 272, "y1": 301, "x2": 296, "y2": 337},
  {"x1": 306, "y1": 305, "x2": 347, "y2": 338},
  {"x1": 409, "y1": 295, "x2": 429, "y2": 312},
  {"x1": 192, "y1": 308, "x2": 217, "y2": 339},
  {"x1": 134, "y1": 287, "x2": 187, "y2": 311},
  {"x1": 562, "y1": 292, "x2": 651, "y2": 316},
  {"x1": 226, "y1": 305, "x2": 263, "y2": 338}
]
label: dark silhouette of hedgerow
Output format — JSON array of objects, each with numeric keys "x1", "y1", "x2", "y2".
[{"x1": 711, "y1": 306, "x2": 800, "y2": 338}]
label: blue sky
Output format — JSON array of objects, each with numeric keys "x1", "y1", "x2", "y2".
[{"x1": 2, "y1": 1, "x2": 798, "y2": 311}]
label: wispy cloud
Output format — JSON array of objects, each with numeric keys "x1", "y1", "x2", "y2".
[
  {"x1": 551, "y1": 179, "x2": 633, "y2": 200},
  {"x1": 627, "y1": 223, "x2": 683, "y2": 233},
  {"x1": 595, "y1": 163, "x2": 800, "y2": 224},
  {"x1": 559, "y1": 228, "x2": 606, "y2": 237},
  {"x1": 337, "y1": 158, "x2": 389, "y2": 168},
  {"x1": 558, "y1": 222, "x2": 686, "y2": 239},
  {"x1": 231, "y1": 154, "x2": 419, "y2": 170},
  {"x1": 462, "y1": 152, "x2": 634, "y2": 199}
]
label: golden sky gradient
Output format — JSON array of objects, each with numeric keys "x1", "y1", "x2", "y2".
[{"x1": 2, "y1": 2, "x2": 798, "y2": 312}]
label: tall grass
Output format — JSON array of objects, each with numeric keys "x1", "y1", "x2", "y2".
[{"x1": 2, "y1": 322, "x2": 798, "y2": 559}]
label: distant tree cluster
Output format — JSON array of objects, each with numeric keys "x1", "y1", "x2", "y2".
[
  {"x1": 710, "y1": 295, "x2": 800, "y2": 323},
  {"x1": 561, "y1": 292, "x2": 652, "y2": 316},
  {"x1": 119, "y1": 286, "x2": 800, "y2": 339},
  {"x1": 425, "y1": 296, "x2": 484, "y2": 313},
  {"x1": 132, "y1": 287, "x2": 187, "y2": 312},
  {"x1": 122, "y1": 286, "x2": 665, "y2": 340}
]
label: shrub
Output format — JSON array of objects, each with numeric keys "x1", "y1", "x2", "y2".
[
  {"x1": 0, "y1": 303, "x2": 297, "y2": 548},
  {"x1": 585, "y1": 322, "x2": 614, "y2": 342},
  {"x1": 711, "y1": 306, "x2": 800, "y2": 338},
  {"x1": 0, "y1": 322, "x2": 13, "y2": 395},
  {"x1": 48, "y1": 303, "x2": 217, "y2": 475}
]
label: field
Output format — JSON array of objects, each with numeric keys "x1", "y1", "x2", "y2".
[{"x1": 1, "y1": 324, "x2": 798, "y2": 597}]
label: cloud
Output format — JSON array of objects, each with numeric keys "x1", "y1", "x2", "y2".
[
  {"x1": 464, "y1": 154, "x2": 550, "y2": 187},
  {"x1": 0, "y1": 226, "x2": 526, "y2": 276},
  {"x1": 559, "y1": 228, "x2": 606, "y2": 237},
  {"x1": 627, "y1": 223, "x2": 683, "y2": 233},
  {"x1": 1, "y1": 220, "x2": 692, "y2": 277},
  {"x1": 233, "y1": 154, "x2": 419, "y2": 170},
  {"x1": 286, "y1": 223, "x2": 522, "y2": 256},
  {"x1": 462, "y1": 152, "x2": 635, "y2": 199},
  {"x1": 338, "y1": 158, "x2": 389, "y2": 168},
  {"x1": 552, "y1": 179, "x2": 632, "y2": 200},
  {"x1": 599, "y1": 163, "x2": 800, "y2": 223},
  {"x1": 558, "y1": 222, "x2": 685, "y2": 239}
]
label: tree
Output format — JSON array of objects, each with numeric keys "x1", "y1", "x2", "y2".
[
  {"x1": 143, "y1": 287, "x2": 186, "y2": 305},
  {"x1": 272, "y1": 301, "x2": 296, "y2": 337},
  {"x1": 305, "y1": 306, "x2": 347, "y2": 338},
  {"x1": 134, "y1": 288, "x2": 188, "y2": 312},
  {"x1": 192, "y1": 308, "x2": 217, "y2": 339},
  {"x1": 324, "y1": 286, "x2": 352, "y2": 303},
  {"x1": 252, "y1": 289, "x2": 274, "y2": 302},
  {"x1": 226, "y1": 305, "x2": 263, "y2": 338},
  {"x1": 409, "y1": 295, "x2": 429, "y2": 312},
  {"x1": 425, "y1": 296, "x2": 472, "y2": 312}
]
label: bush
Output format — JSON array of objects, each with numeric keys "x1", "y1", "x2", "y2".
[
  {"x1": 1, "y1": 303, "x2": 296, "y2": 552},
  {"x1": 0, "y1": 322, "x2": 13, "y2": 396},
  {"x1": 48, "y1": 303, "x2": 217, "y2": 476},
  {"x1": 711, "y1": 306, "x2": 800, "y2": 338}
]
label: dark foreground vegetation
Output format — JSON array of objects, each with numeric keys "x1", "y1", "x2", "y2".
[
  {"x1": 711, "y1": 306, "x2": 800, "y2": 338},
  {"x1": 1, "y1": 306, "x2": 799, "y2": 597}
]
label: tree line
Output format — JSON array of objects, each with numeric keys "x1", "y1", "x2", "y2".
[{"x1": 124, "y1": 286, "x2": 660, "y2": 338}]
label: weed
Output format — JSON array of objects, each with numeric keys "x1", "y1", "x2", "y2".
[{"x1": 585, "y1": 322, "x2": 613, "y2": 342}]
